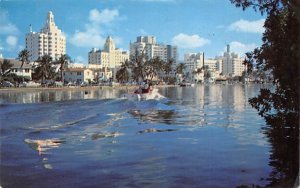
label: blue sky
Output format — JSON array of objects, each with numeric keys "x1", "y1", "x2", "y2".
[{"x1": 0, "y1": 0, "x2": 265, "y2": 63}]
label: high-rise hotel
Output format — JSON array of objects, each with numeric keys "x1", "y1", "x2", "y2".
[
  {"x1": 130, "y1": 36, "x2": 178, "y2": 63},
  {"x1": 88, "y1": 36, "x2": 129, "y2": 68},
  {"x1": 26, "y1": 11, "x2": 66, "y2": 62}
]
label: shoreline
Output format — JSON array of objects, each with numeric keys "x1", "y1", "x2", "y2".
[{"x1": 0, "y1": 84, "x2": 176, "y2": 93}]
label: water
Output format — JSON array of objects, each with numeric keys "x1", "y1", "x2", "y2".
[{"x1": 0, "y1": 84, "x2": 272, "y2": 187}]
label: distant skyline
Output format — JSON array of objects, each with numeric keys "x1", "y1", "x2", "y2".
[{"x1": 0, "y1": 0, "x2": 265, "y2": 63}]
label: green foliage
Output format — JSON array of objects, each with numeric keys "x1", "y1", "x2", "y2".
[
  {"x1": 17, "y1": 49, "x2": 30, "y2": 68},
  {"x1": 130, "y1": 52, "x2": 146, "y2": 82},
  {"x1": 0, "y1": 59, "x2": 16, "y2": 82},
  {"x1": 34, "y1": 55, "x2": 56, "y2": 82},
  {"x1": 0, "y1": 59, "x2": 13, "y2": 77},
  {"x1": 231, "y1": 0, "x2": 299, "y2": 127},
  {"x1": 175, "y1": 63, "x2": 186, "y2": 75},
  {"x1": 145, "y1": 56, "x2": 163, "y2": 81},
  {"x1": 231, "y1": 0, "x2": 300, "y2": 186},
  {"x1": 54, "y1": 54, "x2": 70, "y2": 83},
  {"x1": 116, "y1": 60, "x2": 130, "y2": 83}
]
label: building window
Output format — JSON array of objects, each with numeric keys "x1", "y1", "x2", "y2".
[
  {"x1": 25, "y1": 69, "x2": 30, "y2": 73},
  {"x1": 77, "y1": 72, "x2": 81, "y2": 75}
]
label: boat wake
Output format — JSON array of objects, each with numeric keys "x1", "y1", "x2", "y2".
[{"x1": 121, "y1": 88, "x2": 165, "y2": 101}]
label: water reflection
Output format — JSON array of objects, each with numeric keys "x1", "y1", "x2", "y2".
[
  {"x1": 0, "y1": 88, "x2": 124, "y2": 103},
  {"x1": 1, "y1": 84, "x2": 293, "y2": 187},
  {"x1": 24, "y1": 138, "x2": 65, "y2": 156}
]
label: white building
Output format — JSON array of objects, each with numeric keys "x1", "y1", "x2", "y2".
[
  {"x1": 222, "y1": 45, "x2": 246, "y2": 77},
  {"x1": 26, "y1": 11, "x2": 66, "y2": 62},
  {"x1": 184, "y1": 52, "x2": 204, "y2": 71},
  {"x1": 64, "y1": 68, "x2": 94, "y2": 84},
  {"x1": 88, "y1": 36, "x2": 129, "y2": 69},
  {"x1": 130, "y1": 36, "x2": 177, "y2": 63},
  {"x1": 204, "y1": 58, "x2": 222, "y2": 72},
  {"x1": 0, "y1": 58, "x2": 33, "y2": 80}
]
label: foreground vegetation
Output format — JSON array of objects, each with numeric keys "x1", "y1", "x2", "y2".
[{"x1": 231, "y1": 0, "x2": 299, "y2": 187}]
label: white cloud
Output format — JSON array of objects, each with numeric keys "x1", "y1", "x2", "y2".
[
  {"x1": 89, "y1": 9, "x2": 119, "y2": 24},
  {"x1": 75, "y1": 56, "x2": 85, "y2": 63},
  {"x1": 172, "y1": 33, "x2": 210, "y2": 49},
  {"x1": 70, "y1": 29, "x2": 106, "y2": 48},
  {"x1": 225, "y1": 41, "x2": 257, "y2": 56},
  {"x1": 70, "y1": 8, "x2": 122, "y2": 48},
  {"x1": 0, "y1": 11, "x2": 19, "y2": 35},
  {"x1": 6, "y1": 35, "x2": 18, "y2": 48},
  {"x1": 139, "y1": 29, "x2": 148, "y2": 35},
  {"x1": 228, "y1": 19, "x2": 265, "y2": 33}
]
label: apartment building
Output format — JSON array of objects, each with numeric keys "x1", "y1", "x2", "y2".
[
  {"x1": 130, "y1": 36, "x2": 177, "y2": 63},
  {"x1": 26, "y1": 11, "x2": 66, "y2": 62},
  {"x1": 88, "y1": 36, "x2": 129, "y2": 69},
  {"x1": 222, "y1": 45, "x2": 246, "y2": 77}
]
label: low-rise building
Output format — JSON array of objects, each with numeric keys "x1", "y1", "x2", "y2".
[
  {"x1": 64, "y1": 68, "x2": 94, "y2": 84},
  {"x1": 0, "y1": 58, "x2": 33, "y2": 80}
]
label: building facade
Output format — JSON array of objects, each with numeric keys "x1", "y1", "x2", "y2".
[
  {"x1": 26, "y1": 11, "x2": 66, "y2": 62},
  {"x1": 184, "y1": 52, "x2": 204, "y2": 71},
  {"x1": 88, "y1": 36, "x2": 129, "y2": 69},
  {"x1": 64, "y1": 68, "x2": 94, "y2": 84},
  {"x1": 222, "y1": 45, "x2": 246, "y2": 77},
  {"x1": 130, "y1": 36, "x2": 178, "y2": 63},
  {"x1": 204, "y1": 58, "x2": 222, "y2": 72},
  {"x1": 0, "y1": 58, "x2": 33, "y2": 80}
]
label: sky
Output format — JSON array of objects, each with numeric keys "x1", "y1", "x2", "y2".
[{"x1": 0, "y1": 0, "x2": 265, "y2": 63}]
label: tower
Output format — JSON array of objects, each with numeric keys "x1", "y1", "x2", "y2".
[{"x1": 26, "y1": 11, "x2": 66, "y2": 61}]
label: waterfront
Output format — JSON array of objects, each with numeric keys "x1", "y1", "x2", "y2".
[{"x1": 0, "y1": 84, "x2": 273, "y2": 187}]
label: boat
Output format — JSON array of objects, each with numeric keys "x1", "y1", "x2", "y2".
[
  {"x1": 121, "y1": 88, "x2": 165, "y2": 101},
  {"x1": 179, "y1": 82, "x2": 195, "y2": 87}
]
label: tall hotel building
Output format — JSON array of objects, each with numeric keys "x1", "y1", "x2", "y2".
[
  {"x1": 222, "y1": 45, "x2": 246, "y2": 77},
  {"x1": 88, "y1": 36, "x2": 129, "y2": 68},
  {"x1": 184, "y1": 52, "x2": 204, "y2": 71},
  {"x1": 130, "y1": 36, "x2": 178, "y2": 63},
  {"x1": 26, "y1": 11, "x2": 66, "y2": 62}
]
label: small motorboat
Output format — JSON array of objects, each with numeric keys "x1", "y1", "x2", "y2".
[
  {"x1": 121, "y1": 88, "x2": 165, "y2": 101},
  {"x1": 179, "y1": 82, "x2": 195, "y2": 87}
]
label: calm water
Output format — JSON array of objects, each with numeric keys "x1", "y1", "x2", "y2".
[{"x1": 0, "y1": 84, "x2": 272, "y2": 187}]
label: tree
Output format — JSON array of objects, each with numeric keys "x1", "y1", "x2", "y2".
[
  {"x1": 203, "y1": 65, "x2": 211, "y2": 79},
  {"x1": 54, "y1": 54, "x2": 70, "y2": 83},
  {"x1": 175, "y1": 63, "x2": 185, "y2": 75},
  {"x1": 163, "y1": 59, "x2": 174, "y2": 83},
  {"x1": 145, "y1": 57, "x2": 163, "y2": 81},
  {"x1": 116, "y1": 60, "x2": 131, "y2": 83},
  {"x1": 17, "y1": 49, "x2": 30, "y2": 82},
  {"x1": 0, "y1": 59, "x2": 13, "y2": 77},
  {"x1": 231, "y1": 0, "x2": 300, "y2": 186},
  {"x1": 34, "y1": 55, "x2": 55, "y2": 83},
  {"x1": 130, "y1": 51, "x2": 146, "y2": 83},
  {"x1": 0, "y1": 59, "x2": 15, "y2": 82}
]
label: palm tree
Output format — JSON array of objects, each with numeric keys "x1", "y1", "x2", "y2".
[
  {"x1": 0, "y1": 59, "x2": 13, "y2": 76},
  {"x1": 55, "y1": 54, "x2": 70, "y2": 83},
  {"x1": 131, "y1": 51, "x2": 146, "y2": 83},
  {"x1": 164, "y1": 59, "x2": 174, "y2": 83},
  {"x1": 175, "y1": 63, "x2": 185, "y2": 75},
  {"x1": 17, "y1": 49, "x2": 30, "y2": 82},
  {"x1": 34, "y1": 55, "x2": 54, "y2": 83},
  {"x1": 0, "y1": 59, "x2": 15, "y2": 82},
  {"x1": 145, "y1": 57, "x2": 163, "y2": 81},
  {"x1": 116, "y1": 59, "x2": 130, "y2": 83},
  {"x1": 203, "y1": 65, "x2": 211, "y2": 79}
]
